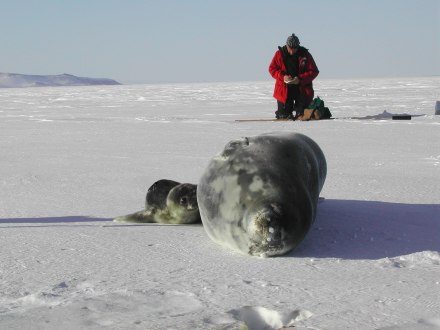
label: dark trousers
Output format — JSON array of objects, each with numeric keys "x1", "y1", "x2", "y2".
[{"x1": 277, "y1": 86, "x2": 305, "y2": 115}]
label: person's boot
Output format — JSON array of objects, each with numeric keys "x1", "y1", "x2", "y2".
[{"x1": 275, "y1": 110, "x2": 290, "y2": 119}]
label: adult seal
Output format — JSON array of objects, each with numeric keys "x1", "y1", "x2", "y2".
[
  {"x1": 197, "y1": 132, "x2": 326, "y2": 257},
  {"x1": 114, "y1": 179, "x2": 200, "y2": 224}
]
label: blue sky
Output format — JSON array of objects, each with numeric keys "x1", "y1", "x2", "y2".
[{"x1": 1, "y1": 0, "x2": 439, "y2": 83}]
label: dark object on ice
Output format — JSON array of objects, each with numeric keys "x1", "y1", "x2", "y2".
[
  {"x1": 344, "y1": 111, "x2": 422, "y2": 120},
  {"x1": 392, "y1": 115, "x2": 412, "y2": 120}
]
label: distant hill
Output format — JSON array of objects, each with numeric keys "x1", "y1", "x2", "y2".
[{"x1": 0, "y1": 72, "x2": 121, "y2": 88}]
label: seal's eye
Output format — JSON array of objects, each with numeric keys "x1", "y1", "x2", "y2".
[{"x1": 180, "y1": 197, "x2": 188, "y2": 205}]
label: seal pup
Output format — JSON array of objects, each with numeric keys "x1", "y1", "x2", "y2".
[
  {"x1": 197, "y1": 132, "x2": 326, "y2": 257},
  {"x1": 114, "y1": 179, "x2": 201, "y2": 224}
]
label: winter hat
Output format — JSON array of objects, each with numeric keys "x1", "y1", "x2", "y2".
[{"x1": 286, "y1": 33, "x2": 300, "y2": 48}]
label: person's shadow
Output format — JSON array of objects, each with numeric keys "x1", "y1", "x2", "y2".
[{"x1": 293, "y1": 199, "x2": 440, "y2": 260}]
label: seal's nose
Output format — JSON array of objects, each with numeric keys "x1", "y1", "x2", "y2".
[{"x1": 246, "y1": 204, "x2": 286, "y2": 257}]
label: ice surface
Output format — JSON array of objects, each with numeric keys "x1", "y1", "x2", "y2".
[{"x1": 1, "y1": 77, "x2": 439, "y2": 329}]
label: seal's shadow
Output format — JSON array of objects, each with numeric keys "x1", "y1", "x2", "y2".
[
  {"x1": 293, "y1": 199, "x2": 440, "y2": 260},
  {"x1": 0, "y1": 216, "x2": 110, "y2": 227}
]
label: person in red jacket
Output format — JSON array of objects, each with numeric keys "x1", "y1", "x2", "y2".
[{"x1": 269, "y1": 33, "x2": 319, "y2": 119}]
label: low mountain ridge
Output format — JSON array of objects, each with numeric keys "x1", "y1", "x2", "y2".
[{"x1": 0, "y1": 72, "x2": 121, "y2": 88}]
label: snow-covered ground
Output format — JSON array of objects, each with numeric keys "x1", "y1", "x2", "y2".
[{"x1": 1, "y1": 77, "x2": 439, "y2": 329}]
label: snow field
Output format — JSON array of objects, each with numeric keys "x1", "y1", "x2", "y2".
[{"x1": 1, "y1": 77, "x2": 439, "y2": 329}]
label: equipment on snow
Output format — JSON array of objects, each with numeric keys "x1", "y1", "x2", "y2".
[{"x1": 296, "y1": 96, "x2": 332, "y2": 121}]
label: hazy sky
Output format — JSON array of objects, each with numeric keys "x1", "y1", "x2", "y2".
[{"x1": 1, "y1": 0, "x2": 439, "y2": 84}]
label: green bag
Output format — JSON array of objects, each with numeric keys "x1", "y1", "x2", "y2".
[{"x1": 307, "y1": 97, "x2": 332, "y2": 119}]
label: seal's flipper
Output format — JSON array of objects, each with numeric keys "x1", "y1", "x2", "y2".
[{"x1": 113, "y1": 210, "x2": 156, "y2": 223}]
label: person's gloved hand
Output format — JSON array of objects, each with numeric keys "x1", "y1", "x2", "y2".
[
  {"x1": 283, "y1": 75, "x2": 293, "y2": 83},
  {"x1": 290, "y1": 76, "x2": 300, "y2": 85}
]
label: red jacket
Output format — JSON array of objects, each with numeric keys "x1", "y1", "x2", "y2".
[{"x1": 269, "y1": 46, "x2": 319, "y2": 105}]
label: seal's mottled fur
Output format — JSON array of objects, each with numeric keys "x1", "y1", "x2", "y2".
[{"x1": 197, "y1": 133, "x2": 326, "y2": 257}]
